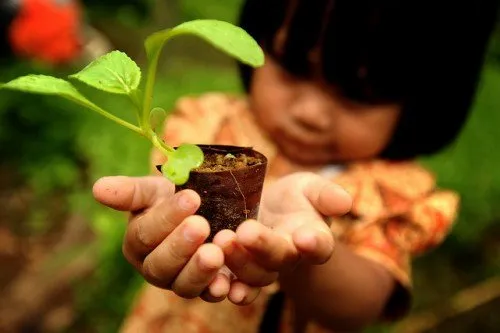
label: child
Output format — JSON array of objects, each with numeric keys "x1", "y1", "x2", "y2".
[{"x1": 92, "y1": 0, "x2": 498, "y2": 332}]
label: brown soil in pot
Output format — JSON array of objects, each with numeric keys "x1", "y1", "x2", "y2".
[{"x1": 157, "y1": 145, "x2": 267, "y2": 241}]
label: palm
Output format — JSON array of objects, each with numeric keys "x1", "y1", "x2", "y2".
[
  {"x1": 213, "y1": 172, "x2": 351, "y2": 294},
  {"x1": 259, "y1": 173, "x2": 331, "y2": 236}
]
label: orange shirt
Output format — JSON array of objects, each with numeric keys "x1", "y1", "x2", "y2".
[{"x1": 121, "y1": 93, "x2": 459, "y2": 333}]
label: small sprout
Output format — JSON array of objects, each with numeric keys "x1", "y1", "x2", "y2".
[
  {"x1": 149, "y1": 107, "x2": 168, "y2": 136},
  {"x1": 225, "y1": 153, "x2": 236, "y2": 159},
  {"x1": 0, "y1": 20, "x2": 264, "y2": 185},
  {"x1": 162, "y1": 143, "x2": 204, "y2": 185}
]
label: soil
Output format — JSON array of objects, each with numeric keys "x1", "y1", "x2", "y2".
[
  {"x1": 194, "y1": 152, "x2": 264, "y2": 172},
  {"x1": 173, "y1": 145, "x2": 268, "y2": 241}
]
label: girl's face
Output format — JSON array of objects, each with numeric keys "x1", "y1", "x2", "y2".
[{"x1": 249, "y1": 55, "x2": 401, "y2": 165}]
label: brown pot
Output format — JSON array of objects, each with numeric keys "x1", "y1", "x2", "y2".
[{"x1": 157, "y1": 145, "x2": 267, "y2": 241}]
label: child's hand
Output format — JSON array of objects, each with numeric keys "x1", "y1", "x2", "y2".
[
  {"x1": 92, "y1": 176, "x2": 259, "y2": 303},
  {"x1": 213, "y1": 172, "x2": 352, "y2": 289}
]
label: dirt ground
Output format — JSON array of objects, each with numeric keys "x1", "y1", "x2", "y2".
[{"x1": 0, "y1": 166, "x2": 95, "y2": 333}]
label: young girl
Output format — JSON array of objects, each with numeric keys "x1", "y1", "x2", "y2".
[{"x1": 92, "y1": 0, "x2": 498, "y2": 332}]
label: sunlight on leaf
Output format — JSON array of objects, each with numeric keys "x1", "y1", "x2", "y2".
[
  {"x1": 69, "y1": 50, "x2": 141, "y2": 95},
  {"x1": 145, "y1": 19, "x2": 264, "y2": 68},
  {"x1": 1, "y1": 75, "x2": 98, "y2": 110}
]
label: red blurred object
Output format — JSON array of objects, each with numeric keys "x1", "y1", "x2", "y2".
[{"x1": 8, "y1": 0, "x2": 83, "y2": 65}]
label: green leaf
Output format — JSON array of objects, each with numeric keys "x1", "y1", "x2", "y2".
[
  {"x1": 149, "y1": 107, "x2": 167, "y2": 136},
  {"x1": 1, "y1": 75, "x2": 98, "y2": 109},
  {"x1": 141, "y1": 20, "x2": 264, "y2": 124},
  {"x1": 69, "y1": 50, "x2": 141, "y2": 95},
  {"x1": 1, "y1": 75, "x2": 144, "y2": 135},
  {"x1": 145, "y1": 19, "x2": 264, "y2": 68},
  {"x1": 161, "y1": 144, "x2": 204, "y2": 185}
]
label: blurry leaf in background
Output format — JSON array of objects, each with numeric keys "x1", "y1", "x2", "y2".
[
  {"x1": 0, "y1": 64, "x2": 85, "y2": 195},
  {"x1": 180, "y1": 0, "x2": 244, "y2": 22},
  {"x1": 421, "y1": 65, "x2": 500, "y2": 244}
]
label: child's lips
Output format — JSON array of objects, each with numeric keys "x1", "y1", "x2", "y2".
[
  {"x1": 278, "y1": 123, "x2": 334, "y2": 147},
  {"x1": 272, "y1": 130, "x2": 339, "y2": 165}
]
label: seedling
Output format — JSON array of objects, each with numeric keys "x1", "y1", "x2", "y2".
[{"x1": 0, "y1": 19, "x2": 264, "y2": 185}]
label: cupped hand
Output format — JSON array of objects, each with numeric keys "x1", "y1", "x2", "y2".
[
  {"x1": 92, "y1": 176, "x2": 260, "y2": 304},
  {"x1": 213, "y1": 172, "x2": 352, "y2": 288}
]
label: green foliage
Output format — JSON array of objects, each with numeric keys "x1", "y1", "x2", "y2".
[
  {"x1": 1, "y1": 19, "x2": 264, "y2": 185},
  {"x1": 180, "y1": 0, "x2": 244, "y2": 22},
  {"x1": 421, "y1": 65, "x2": 500, "y2": 243},
  {"x1": 70, "y1": 51, "x2": 142, "y2": 95},
  {"x1": 2, "y1": 75, "x2": 101, "y2": 109},
  {"x1": 149, "y1": 107, "x2": 168, "y2": 135},
  {"x1": 0, "y1": 64, "x2": 84, "y2": 196},
  {"x1": 162, "y1": 143, "x2": 204, "y2": 185},
  {"x1": 68, "y1": 64, "x2": 241, "y2": 333},
  {"x1": 81, "y1": 0, "x2": 154, "y2": 27},
  {"x1": 144, "y1": 20, "x2": 264, "y2": 69},
  {"x1": 3, "y1": 2, "x2": 500, "y2": 331}
]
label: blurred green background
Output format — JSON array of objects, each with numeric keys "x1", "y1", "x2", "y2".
[{"x1": 0, "y1": 1, "x2": 499, "y2": 332}]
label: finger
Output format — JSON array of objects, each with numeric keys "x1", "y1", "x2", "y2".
[
  {"x1": 171, "y1": 243, "x2": 224, "y2": 298},
  {"x1": 141, "y1": 215, "x2": 210, "y2": 289},
  {"x1": 123, "y1": 189, "x2": 200, "y2": 264},
  {"x1": 200, "y1": 273, "x2": 231, "y2": 303},
  {"x1": 292, "y1": 224, "x2": 335, "y2": 265},
  {"x1": 228, "y1": 281, "x2": 261, "y2": 305},
  {"x1": 236, "y1": 220, "x2": 299, "y2": 271},
  {"x1": 213, "y1": 230, "x2": 278, "y2": 287},
  {"x1": 92, "y1": 176, "x2": 174, "y2": 212},
  {"x1": 303, "y1": 177, "x2": 352, "y2": 217}
]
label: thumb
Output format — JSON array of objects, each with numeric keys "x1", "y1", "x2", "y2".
[
  {"x1": 92, "y1": 176, "x2": 174, "y2": 212},
  {"x1": 303, "y1": 175, "x2": 352, "y2": 217}
]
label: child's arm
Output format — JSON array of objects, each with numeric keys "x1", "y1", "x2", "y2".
[
  {"x1": 219, "y1": 162, "x2": 458, "y2": 331},
  {"x1": 279, "y1": 242, "x2": 396, "y2": 331}
]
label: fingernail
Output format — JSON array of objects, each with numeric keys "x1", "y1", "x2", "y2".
[
  {"x1": 183, "y1": 225, "x2": 200, "y2": 242},
  {"x1": 178, "y1": 193, "x2": 195, "y2": 211}
]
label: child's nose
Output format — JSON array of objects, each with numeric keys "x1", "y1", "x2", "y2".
[{"x1": 290, "y1": 94, "x2": 332, "y2": 133}]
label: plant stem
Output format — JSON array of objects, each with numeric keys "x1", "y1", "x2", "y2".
[
  {"x1": 142, "y1": 64, "x2": 157, "y2": 133},
  {"x1": 151, "y1": 134, "x2": 174, "y2": 156},
  {"x1": 142, "y1": 29, "x2": 177, "y2": 133},
  {"x1": 77, "y1": 100, "x2": 144, "y2": 136}
]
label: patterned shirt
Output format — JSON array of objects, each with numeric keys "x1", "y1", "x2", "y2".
[{"x1": 120, "y1": 93, "x2": 459, "y2": 333}]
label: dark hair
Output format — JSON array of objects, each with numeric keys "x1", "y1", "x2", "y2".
[{"x1": 238, "y1": 0, "x2": 499, "y2": 159}]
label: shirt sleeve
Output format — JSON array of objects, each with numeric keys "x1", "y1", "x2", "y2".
[{"x1": 330, "y1": 160, "x2": 460, "y2": 320}]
